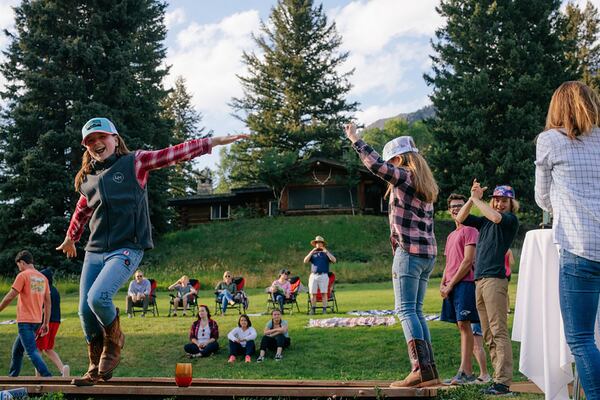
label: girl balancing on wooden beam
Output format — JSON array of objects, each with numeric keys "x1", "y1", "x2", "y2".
[
  {"x1": 344, "y1": 123, "x2": 441, "y2": 388},
  {"x1": 56, "y1": 117, "x2": 247, "y2": 386}
]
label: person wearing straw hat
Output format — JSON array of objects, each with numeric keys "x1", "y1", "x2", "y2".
[{"x1": 303, "y1": 235, "x2": 336, "y2": 315}]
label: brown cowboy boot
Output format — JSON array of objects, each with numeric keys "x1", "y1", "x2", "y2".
[
  {"x1": 71, "y1": 334, "x2": 103, "y2": 386},
  {"x1": 98, "y1": 308, "x2": 125, "y2": 380},
  {"x1": 390, "y1": 339, "x2": 440, "y2": 388},
  {"x1": 426, "y1": 340, "x2": 440, "y2": 382}
]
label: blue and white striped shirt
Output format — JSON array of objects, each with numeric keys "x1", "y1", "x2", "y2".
[{"x1": 535, "y1": 127, "x2": 600, "y2": 262}]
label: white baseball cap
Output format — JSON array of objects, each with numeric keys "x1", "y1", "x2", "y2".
[{"x1": 382, "y1": 136, "x2": 419, "y2": 161}]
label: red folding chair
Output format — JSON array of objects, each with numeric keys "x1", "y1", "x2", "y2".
[
  {"x1": 132, "y1": 278, "x2": 159, "y2": 316},
  {"x1": 307, "y1": 272, "x2": 338, "y2": 314},
  {"x1": 215, "y1": 276, "x2": 248, "y2": 315},
  {"x1": 169, "y1": 279, "x2": 200, "y2": 316},
  {"x1": 267, "y1": 276, "x2": 301, "y2": 314}
]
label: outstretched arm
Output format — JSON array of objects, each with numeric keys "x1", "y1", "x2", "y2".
[{"x1": 135, "y1": 135, "x2": 249, "y2": 187}]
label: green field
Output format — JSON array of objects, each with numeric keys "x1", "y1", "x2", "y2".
[
  {"x1": 0, "y1": 215, "x2": 541, "y2": 399},
  {"x1": 0, "y1": 279, "x2": 541, "y2": 399}
]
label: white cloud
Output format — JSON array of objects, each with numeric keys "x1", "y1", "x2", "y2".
[
  {"x1": 331, "y1": 0, "x2": 441, "y2": 120},
  {"x1": 165, "y1": 10, "x2": 261, "y2": 132},
  {"x1": 165, "y1": 7, "x2": 186, "y2": 29},
  {"x1": 331, "y1": 0, "x2": 442, "y2": 56}
]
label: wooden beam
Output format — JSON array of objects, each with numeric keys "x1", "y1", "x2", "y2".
[{"x1": 0, "y1": 377, "x2": 436, "y2": 399}]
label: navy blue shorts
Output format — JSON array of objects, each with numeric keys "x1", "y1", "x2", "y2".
[
  {"x1": 440, "y1": 281, "x2": 480, "y2": 323},
  {"x1": 471, "y1": 322, "x2": 483, "y2": 336}
]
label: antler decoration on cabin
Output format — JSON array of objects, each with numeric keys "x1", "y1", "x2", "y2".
[{"x1": 312, "y1": 162, "x2": 332, "y2": 185}]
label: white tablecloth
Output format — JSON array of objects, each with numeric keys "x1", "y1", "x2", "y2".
[{"x1": 512, "y1": 229, "x2": 600, "y2": 400}]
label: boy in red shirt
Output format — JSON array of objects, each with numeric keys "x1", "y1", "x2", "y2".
[{"x1": 0, "y1": 250, "x2": 52, "y2": 376}]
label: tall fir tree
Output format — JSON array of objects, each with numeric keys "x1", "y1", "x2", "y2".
[
  {"x1": 226, "y1": 0, "x2": 357, "y2": 192},
  {"x1": 425, "y1": 0, "x2": 576, "y2": 215},
  {"x1": 162, "y1": 75, "x2": 211, "y2": 197},
  {"x1": 0, "y1": 0, "x2": 171, "y2": 273},
  {"x1": 564, "y1": 1, "x2": 600, "y2": 90}
]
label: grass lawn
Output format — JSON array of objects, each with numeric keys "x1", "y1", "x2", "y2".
[{"x1": 0, "y1": 278, "x2": 543, "y2": 399}]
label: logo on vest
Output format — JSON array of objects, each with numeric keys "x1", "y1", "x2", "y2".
[{"x1": 113, "y1": 172, "x2": 125, "y2": 183}]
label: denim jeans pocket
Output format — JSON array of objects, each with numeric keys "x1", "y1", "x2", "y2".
[{"x1": 561, "y1": 250, "x2": 600, "y2": 279}]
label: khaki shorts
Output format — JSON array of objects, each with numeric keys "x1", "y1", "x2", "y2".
[{"x1": 309, "y1": 273, "x2": 329, "y2": 294}]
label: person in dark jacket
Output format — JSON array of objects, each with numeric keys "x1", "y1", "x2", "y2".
[{"x1": 56, "y1": 117, "x2": 246, "y2": 385}]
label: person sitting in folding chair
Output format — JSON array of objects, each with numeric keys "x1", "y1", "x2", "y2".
[
  {"x1": 214, "y1": 271, "x2": 237, "y2": 315},
  {"x1": 303, "y1": 236, "x2": 336, "y2": 315},
  {"x1": 126, "y1": 270, "x2": 151, "y2": 318},
  {"x1": 269, "y1": 269, "x2": 291, "y2": 314},
  {"x1": 168, "y1": 275, "x2": 196, "y2": 317}
]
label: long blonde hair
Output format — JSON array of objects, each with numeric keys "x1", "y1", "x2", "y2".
[
  {"x1": 74, "y1": 135, "x2": 131, "y2": 192},
  {"x1": 385, "y1": 152, "x2": 439, "y2": 203},
  {"x1": 545, "y1": 81, "x2": 600, "y2": 140}
]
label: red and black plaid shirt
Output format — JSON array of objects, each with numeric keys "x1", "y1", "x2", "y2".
[
  {"x1": 189, "y1": 318, "x2": 219, "y2": 341},
  {"x1": 353, "y1": 139, "x2": 436, "y2": 258},
  {"x1": 67, "y1": 138, "x2": 212, "y2": 242}
]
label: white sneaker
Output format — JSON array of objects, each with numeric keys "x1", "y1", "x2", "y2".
[{"x1": 62, "y1": 365, "x2": 70, "y2": 377}]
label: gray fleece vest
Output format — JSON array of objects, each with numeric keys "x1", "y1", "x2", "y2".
[{"x1": 80, "y1": 152, "x2": 153, "y2": 252}]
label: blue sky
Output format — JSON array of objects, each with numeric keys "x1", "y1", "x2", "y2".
[{"x1": 1, "y1": 0, "x2": 598, "y2": 172}]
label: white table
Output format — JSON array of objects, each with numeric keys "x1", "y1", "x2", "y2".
[{"x1": 512, "y1": 229, "x2": 600, "y2": 400}]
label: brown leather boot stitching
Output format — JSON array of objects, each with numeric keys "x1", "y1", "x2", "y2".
[
  {"x1": 71, "y1": 334, "x2": 103, "y2": 386},
  {"x1": 98, "y1": 308, "x2": 125, "y2": 380},
  {"x1": 390, "y1": 339, "x2": 441, "y2": 388}
]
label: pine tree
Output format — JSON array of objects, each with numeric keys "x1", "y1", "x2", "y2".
[
  {"x1": 564, "y1": 1, "x2": 600, "y2": 89},
  {"x1": 226, "y1": 0, "x2": 357, "y2": 191},
  {"x1": 425, "y1": 0, "x2": 576, "y2": 215},
  {"x1": 162, "y1": 76, "x2": 211, "y2": 197},
  {"x1": 0, "y1": 0, "x2": 171, "y2": 273}
]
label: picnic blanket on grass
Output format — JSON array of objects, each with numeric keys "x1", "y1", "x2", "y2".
[
  {"x1": 347, "y1": 310, "x2": 440, "y2": 321},
  {"x1": 308, "y1": 316, "x2": 396, "y2": 328}
]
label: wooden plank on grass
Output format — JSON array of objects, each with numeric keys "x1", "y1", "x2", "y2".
[
  {"x1": 0, "y1": 383, "x2": 436, "y2": 398},
  {"x1": 510, "y1": 381, "x2": 543, "y2": 394},
  {"x1": 1, "y1": 376, "x2": 397, "y2": 387}
]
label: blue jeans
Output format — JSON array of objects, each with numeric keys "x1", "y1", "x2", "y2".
[
  {"x1": 559, "y1": 250, "x2": 600, "y2": 399},
  {"x1": 79, "y1": 248, "x2": 143, "y2": 342},
  {"x1": 218, "y1": 290, "x2": 234, "y2": 313},
  {"x1": 273, "y1": 293, "x2": 285, "y2": 312},
  {"x1": 392, "y1": 248, "x2": 435, "y2": 343},
  {"x1": 229, "y1": 340, "x2": 256, "y2": 357},
  {"x1": 9, "y1": 323, "x2": 52, "y2": 377}
]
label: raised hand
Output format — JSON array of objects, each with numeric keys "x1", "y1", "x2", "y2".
[
  {"x1": 344, "y1": 123, "x2": 360, "y2": 143},
  {"x1": 211, "y1": 134, "x2": 250, "y2": 146},
  {"x1": 470, "y1": 179, "x2": 487, "y2": 200}
]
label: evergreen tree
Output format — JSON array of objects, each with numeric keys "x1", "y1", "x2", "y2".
[
  {"x1": 564, "y1": 1, "x2": 600, "y2": 89},
  {"x1": 162, "y1": 75, "x2": 211, "y2": 197},
  {"x1": 425, "y1": 0, "x2": 576, "y2": 215},
  {"x1": 0, "y1": 0, "x2": 171, "y2": 274},
  {"x1": 227, "y1": 0, "x2": 357, "y2": 189}
]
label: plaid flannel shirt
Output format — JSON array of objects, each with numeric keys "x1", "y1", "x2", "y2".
[
  {"x1": 189, "y1": 318, "x2": 219, "y2": 341},
  {"x1": 67, "y1": 138, "x2": 212, "y2": 242},
  {"x1": 535, "y1": 128, "x2": 600, "y2": 262},
  {"x1": 352, "y1": 139, "x2": 436, "y2": 258}
]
